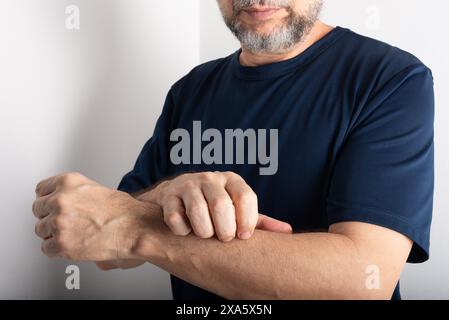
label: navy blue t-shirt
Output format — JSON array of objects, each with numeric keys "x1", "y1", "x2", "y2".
[{"x1": 118, "y1": 27, "x2": 434, "y2": 300}]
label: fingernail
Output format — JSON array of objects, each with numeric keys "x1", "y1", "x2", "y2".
[{"x1": 238, "y1": 231, "x2": 251, "y2": 240}]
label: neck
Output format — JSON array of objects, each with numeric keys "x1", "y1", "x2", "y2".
[{"x1": 239, "y1": 21, "x2": 334, "y2": 67}]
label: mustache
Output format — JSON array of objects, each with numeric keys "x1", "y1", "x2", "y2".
[{"x1": 232, "y1": 0, "x2": 291, "y2": 11}]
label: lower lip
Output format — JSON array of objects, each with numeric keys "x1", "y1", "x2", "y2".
[{"x1": 243, "y1": 8, "x2": 281, "y2": 21}]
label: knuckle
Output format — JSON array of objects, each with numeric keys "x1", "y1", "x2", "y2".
[
  {"x1": 52, "y1": 215, "x2": 67, "y2": 229},
  {"x1": 61, "y1": 172, "x2": 83, "y2": 186},
  {"x1": 50, "y1": 194, "x2": 68, "y2": 210},
  {"x1": 166, "y1": 215, "x2": 191, "y2": 236},
  {"x1": 198, "y1": 171, "x2": 215, "y2": 182},
  {"x1": 164, "y1": 212, "x2": 182, "y2": 226},
  {"x1": 183, "y1": 179, "x2": 197, "y2": 190},
  {"x1": 188, "y1": 205, "x2": 201, "y2": 216},
  {"x1": 74, "y1": 183, "x2": 90, "y2": 194},
  {"x1": 60, "y1": 173, "x2": 73, "y2": 185},
  {"x1": 189, "y1": 203, "x2": 206, "y2": 217},
  {"x1": 68, "y1": 172, "x2": 83, "y2": 179},
  {"x1": 210, "y1": 197, "x2": 233, "y2": 214}
]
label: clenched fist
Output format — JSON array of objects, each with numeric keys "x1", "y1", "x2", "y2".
[
  {"x1": 140, "y1": 171, "x2": 292, "y2": 242},
  {"x1": 32, "y1": 172, "x2": 156, "y2": 262}
]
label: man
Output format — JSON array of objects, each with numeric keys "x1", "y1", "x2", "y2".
[{"x1": 33, "y1": 0, "x2": 434, "y2": 300}]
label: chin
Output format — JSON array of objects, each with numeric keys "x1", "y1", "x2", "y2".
[{"x1": 245, "y1": 21, "x2": 285, "y2": 35}]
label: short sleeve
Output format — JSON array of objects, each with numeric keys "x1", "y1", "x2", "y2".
[
  {"x1": 117, "y1": 90, "x2": 175, "y2": 194},
  {"x1": 326, "y1": 64, "x2": 435, "y2": 263}
]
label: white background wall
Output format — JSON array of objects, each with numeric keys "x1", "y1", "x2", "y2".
[
  {"x1": 0, "y1": 0, "x2": 447, "y2": 299},
  {"x1": 0, "y1": 0, "x2": 199, "y2": 299}
]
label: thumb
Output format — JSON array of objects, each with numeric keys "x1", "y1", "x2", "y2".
[{"x1": 256, "y1": 214, "x2": 293, "y2": 234}]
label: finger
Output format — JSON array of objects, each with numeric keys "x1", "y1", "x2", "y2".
[
  {"x1": 96, "y1": 260, "x2": 144, "y2": 271},
  {"x1": 96, "y1": 261, "x2": 117, "y2": 271},
  {"x1": 225, "y1": 176, "x2": 258, "y2": 240},
  {"x1": 182, "y1": 188, "x2": 214, "y2": 239},
  {"x1": 116, "y1": 259, "x2": 145, "y2": 270},
  {"x1": 202, "y1": 183, "x2": 236, "y2": 242},
  {"x1": 35, "y1": 176, "x2": 58, "y2": 198},
  {"x1": 32, "y1": 193, "x2": 53, "y2": 219},
  {"x1": 41, "y1": 238, "x2": 59, "y2": 258},
  {"x1": 35, "y1": 215, "x2": 54, "y2": 239},
  {"x1": 163, "y1": 195, "x2": 191, "y2": 236},
  {"x1": 256, "y1": 214, "x2": 293, "y2": 234}
]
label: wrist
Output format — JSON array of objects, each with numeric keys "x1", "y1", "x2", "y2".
[
  {"x1": 123, "y1": 200, "x2": 164, "y2": 261},
  {"x1": 136, "y1": 180, "x2": 169, "y2": 204}
]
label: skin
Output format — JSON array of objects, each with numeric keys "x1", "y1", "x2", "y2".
[
  {"x1": 238, "y1": 20, "x2": 333, "y2": 66},
  {"x1": 217, "y1": 0, "x2": 333, "y2": 66},
  {"x1": 33, "y1": 173, "x2": 412, "y2": 299},
  {"x1": 137, "y1": 171, "x2": 292, "y2": 241},
  {"x1": 33, "y1": 0, "x2": 414, "y2": 299}
]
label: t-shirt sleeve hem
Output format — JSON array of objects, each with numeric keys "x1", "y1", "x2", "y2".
[
  {"x1": 117, "y1": 185, "x2": 135, "y2": 194},
  {"x1": 326, "y1": 201, "x2": 430, "y2": 263},
  {"x1": 117, "y1": 177, "x2": 145, "y2": 195}
]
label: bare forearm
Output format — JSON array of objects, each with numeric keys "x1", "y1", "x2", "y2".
[
  {"x1": 131, "y1": 212, "x2": 395, "y2": 300},
  {"x1": 33, "y1": 173, "x2": 410, "y2": 299}
]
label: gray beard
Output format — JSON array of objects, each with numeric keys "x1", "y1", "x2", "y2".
[{"x1": 221, "y1": 0, "x2": 323, "y2": 54}]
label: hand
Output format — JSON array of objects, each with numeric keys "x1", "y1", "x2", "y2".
[
  {"x1": 142, "y1": 171, "x2": 292, "y2": 242},
  {"x1": 32, "y1": 172, "x2": 155, "y2": 262},
  {"x1": 96, "y1": 259, "x2": 145, "y2": 271}
]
